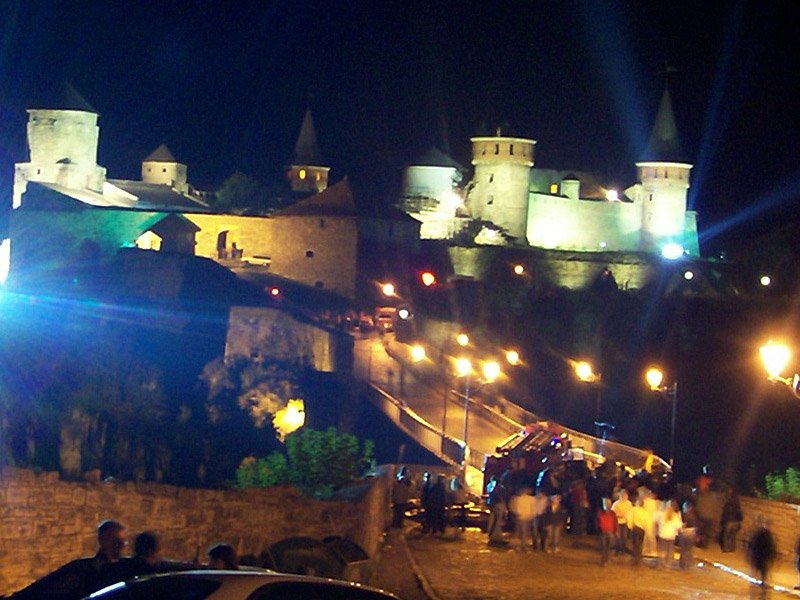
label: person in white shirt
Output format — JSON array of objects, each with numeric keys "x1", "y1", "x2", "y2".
[
  {"x1": 611, "y1": 489, "x2": 633, "y2": 554},
  {"x1": 656, "y1": 499, "x2": 684, "y2": 568},
  {"x1": 509, "y1": 487, "x2": 537, "y2": 551}
]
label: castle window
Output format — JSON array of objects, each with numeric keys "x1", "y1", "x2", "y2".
[
  {"x1": 37, "y1": 169, "x2": 41, "y2": 175},
  {"x1": 162, "y1": 168, "x2": 167, "y2": 173},
  {"x1": 315, "y1": 172, "x2": 321, "y2": 181},
  {"x1": 489, "y1": 174, "x2": 494, "y2": 183},
  {"x1": 550, "y1": 183, "x2": 558, "y2": 194},
  {"x1": 494, "y1": 144, "x2": 499, "y2": 155},
  {"x1": 649, "y1": 194, "x2": 654, "y2": 202},
  {"x1": 306, "y1": 250, "x2": 314, "y2": 258},
  {"x1": 147, "y1": 167, "x2": 152, "y2": 172},
  {"x1": 510, "y1": 144, "x2": 514, "y2": 155},
  {"x1": 487, "y1": 195, "x2": 494, "y2": 205},
  {"x1": 299, "y1": 169, "x2": 307, "y2": 180}
]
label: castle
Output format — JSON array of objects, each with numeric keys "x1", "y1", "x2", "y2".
[
  {"x1": 1, "y1": 83, "x2": 699, "y2": 296},
  {"x1": 401, "y1": 87, "x2": 699, "y2": 259}
]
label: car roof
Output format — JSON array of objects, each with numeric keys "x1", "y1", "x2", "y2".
[{"x1": 91, "y1": 570, "x2": 400, "y2": 599}]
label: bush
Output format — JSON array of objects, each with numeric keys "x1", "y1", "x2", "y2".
[
  {"x1": 234, "y1": 427, "x2": 373, "y2": 498},
  {"x1": 235, "y1": 453, "x2": 289, "y2": 488},
  {"x1": 764, "y1": 467, "x2": 800, "y2": 503}
]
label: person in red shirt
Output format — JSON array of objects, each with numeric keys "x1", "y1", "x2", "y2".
[{"x1": 597, "y1": 497, "x2": 618, "y2": 566}]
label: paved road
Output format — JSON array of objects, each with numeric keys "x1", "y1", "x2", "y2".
[{"x1": 401, "y1": 527, "x2": 780, "y2": 600}]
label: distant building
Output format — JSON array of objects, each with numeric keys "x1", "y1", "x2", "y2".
[
  {"x1": 2, "y1": 89, "x2": 419, "y2": 300},
  {"x1": 401, "y1": 86, "x2": 698, "y2": 259}
]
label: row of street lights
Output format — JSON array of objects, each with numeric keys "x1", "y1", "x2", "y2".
[{"x1": 573, "y1": 361, "x2": 677, "y2": 467}]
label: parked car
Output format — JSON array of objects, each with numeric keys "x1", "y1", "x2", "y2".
[
  {"x1": 86, "y1": 570, "x2": 401, "y2": 600},
  {"x1": 373, "y1": 307, "x2": 397, "y2": 333}
]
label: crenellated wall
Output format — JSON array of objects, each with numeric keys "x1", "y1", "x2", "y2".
[{"x1": 0, "y1": 467, "x2": 390, "y2": 596}]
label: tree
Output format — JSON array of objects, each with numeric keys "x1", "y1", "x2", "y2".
[{"x1": 212, "y1": 171, "x2": 287, "y2": 215}]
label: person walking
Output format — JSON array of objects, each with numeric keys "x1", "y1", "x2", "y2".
[
  {"x1": 509, "y1": 487, "x2": 536, "y2": 551},
  {"x1": 420, "y1": 472, "x2": 434, "y2": 534},
  {"x1": 569, "y1": 480, "x2": 590, "y2": 536},
  {"x1": 748, "y1": 517, "x2": 777, "y2": 599},
  {"x1": 486, "y1": 473, "x2": 509, "y2": 545},
  {"x1": 545, "y1": 494, "x2": 568, "y2": 553},
  {"x1": 656, "y1": 500, "x2": 683, "y2": 568},
  {"x1": 391, "y1": 469, "x2": 412, "y2": 528},
  {"x1": 629, "y1": 498, "x2": 650, "y2": 566},
  {"x1": 641, "y1": 488, "x2": 660, "y2": 558},
  {"x1": 531, "y1": 488, "x2": 549, "y2": 551},
  {"x1": 611, "y1": 489, "x2": 632, "y2": 554},
  {"x1": 428, "y1": 475, "x2": 448, "y2": 535},
  {"x1": 720, "y1": 487, "x2": 743, "y2": 552},
  {"x1": 679, "y1": 501, "x2": 699, "y2": 569},
  {"x1": 597, "y1": 498, "x2": 617, "y2": 566}
]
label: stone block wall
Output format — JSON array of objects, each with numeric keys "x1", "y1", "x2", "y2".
[
  {"x1": 740, "y1": 496, "x2": 800, "y2": 560},
  {"x1": 0, "y1": 467, "x2": 390, "y2": 596}
]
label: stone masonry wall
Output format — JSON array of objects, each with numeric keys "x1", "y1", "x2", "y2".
[
  {"x1": 739, "y1": 496, "x2": 800, "y2": 560},
  {"x1": 0, "y1": 467, "x2": 390, "y2": 596}
]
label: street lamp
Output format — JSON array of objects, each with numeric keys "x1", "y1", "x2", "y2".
[
  {"x1": 759, "y1": 340, "x2": 800, "y2": 397},
  {"x1": 451, "y1": 357, "x2": 502, "y2": 467},
  {"x1": 410, "y1": 344, "x2": 426, "y2": 362},
  {"x1": 645, "y1": 367, "x2": 678, "y2": 468},
  {"x1": 456, "y1": 333, "x2": 470, "y2": 347},
  {"x1": 574, "y1": 360, "x2": 603, "y2": 435},
  {"x1": 505, "y1": 349, "x2": 521, "y2": 366}
]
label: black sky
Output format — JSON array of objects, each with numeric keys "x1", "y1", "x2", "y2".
[{"x1": 1, "y1": 0, "x2": 798, "y2": 250}]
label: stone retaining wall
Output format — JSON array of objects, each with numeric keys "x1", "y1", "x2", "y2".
[
  {"x1": 740, "y1": 496, "x2": 800, "y2": 559},
  {"x1": 0, "y1": 467, "x2": 390, "y2": 596}
]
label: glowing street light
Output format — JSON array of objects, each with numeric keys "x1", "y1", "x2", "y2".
[
  {"x1": 574, "y1": 361, "x2": 597, "y2": 383},
  {"x1": 760, "y1": 275, "x2": 772, "y2": 287},
  {"x1": 381, "y1": 282, "x2": 396, "y2": 297},
  {"x1": 513, "y1": 264, "x2": 525, "y2": 276},
  {"x1": 420, "y1": 271, "x2": 436, "y2": 287},
  {"x1": 456, "y1": 333, "x2": 470, "y2": 347},
  {"x1": 759, "y1": 341, "x2": 800, "y2": 398},
  {"x1": 683, "y1": 270, "x2": 694, "y2": 281},
  {"x1": 410, "y1": 344, "x2": 426, "y2": 363},
  {"x1": 760, "y1": 341, "x2": 791, "y2": 381},
  {"x1": 505, "y1": 349, "x2": 520, "y2": 366},
  {"x1": 481, "y1": 360, "x2": 501, "y2": 383},
  {"x1": 574, "y1": 360, "x2": 602, "y2": 434},
  {"x1": 645, "y1": 366, "x2": 678, "y2": 467}
]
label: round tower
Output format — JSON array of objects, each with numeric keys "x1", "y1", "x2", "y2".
[
  {"x1": 636, "y1": 87, "x2": 692, "y2": 253},
  {"x1": 468, "y1": 135, "x2": 535, "y2": 241},
  {"x1": 13, "y1": 85, "x2": 106, "y2": 208}
]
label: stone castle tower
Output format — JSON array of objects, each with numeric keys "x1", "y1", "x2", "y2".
[
  {"x1": 13, "y1": 84, "x2": 107, "y2": 208},
  {"x1": 466, "y1": 133, "x2": 535, "y2": 241},
  {"x1": 635, "y1": 87, "x2": 693, "y2": 253},
  {"x1": 287, "y1": 108, "x2": 330, "y2": 195},
  {"x1": 141, "y1": 144, "x2": 189, "y2": 194}
]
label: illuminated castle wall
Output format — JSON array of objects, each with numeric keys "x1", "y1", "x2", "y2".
[{"x1": 402, "y1": 87, "x2": 699, "y2": 258}]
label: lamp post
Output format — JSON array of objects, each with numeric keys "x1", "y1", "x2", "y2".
[
  {"x1": 574, "y1": 360, "x2": 602, "y2": 427},
  {"x1": 453, "y1": 357, "x2": 500, "y2": 467},
  {"x1": 645, "y1": 367, "x2": 678, "y2": 468},
  {"x1": 760, "y1": 341, "x2": 800, "y2": 397}
]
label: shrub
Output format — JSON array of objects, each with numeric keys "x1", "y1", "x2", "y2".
[
  {"x1": 764, "y1": 467, "x2": 800, "y2": 503},
  {"x1": 235, "y1": 427, "x2": 374, "y2": 498}
]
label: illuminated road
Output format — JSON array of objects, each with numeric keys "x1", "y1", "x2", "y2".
[
  {"x1": 353, "y1": 334, "x2": 518, "y2": 461},
  {"x1": 404, "y1": 527, "x2": 761, "y2": 600}
]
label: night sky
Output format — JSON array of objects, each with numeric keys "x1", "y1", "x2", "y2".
[{"x1": 1, "y1": 1, "x2": 798, "y2": 250}]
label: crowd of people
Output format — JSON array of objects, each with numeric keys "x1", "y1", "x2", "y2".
[
  {"x1": 4, "y1": 520, "x2": 241, "y2": 600},
  {"x1": 392, "y1": 458, "x2": 789, "y2": 594}
]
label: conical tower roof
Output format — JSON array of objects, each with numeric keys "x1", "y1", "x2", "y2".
[
  {"x1": 30, "y1": 81, "x2": 97, "y2": 113},
  {"x1": 144, "y1": 144, "x2": 178, "y2": 162},
  {"x1": 641, "y1": 88, "x2": 688, "y2": 163},
  {"x1": 293, "y1": 108, "x2": 324, "y2": 165}
]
